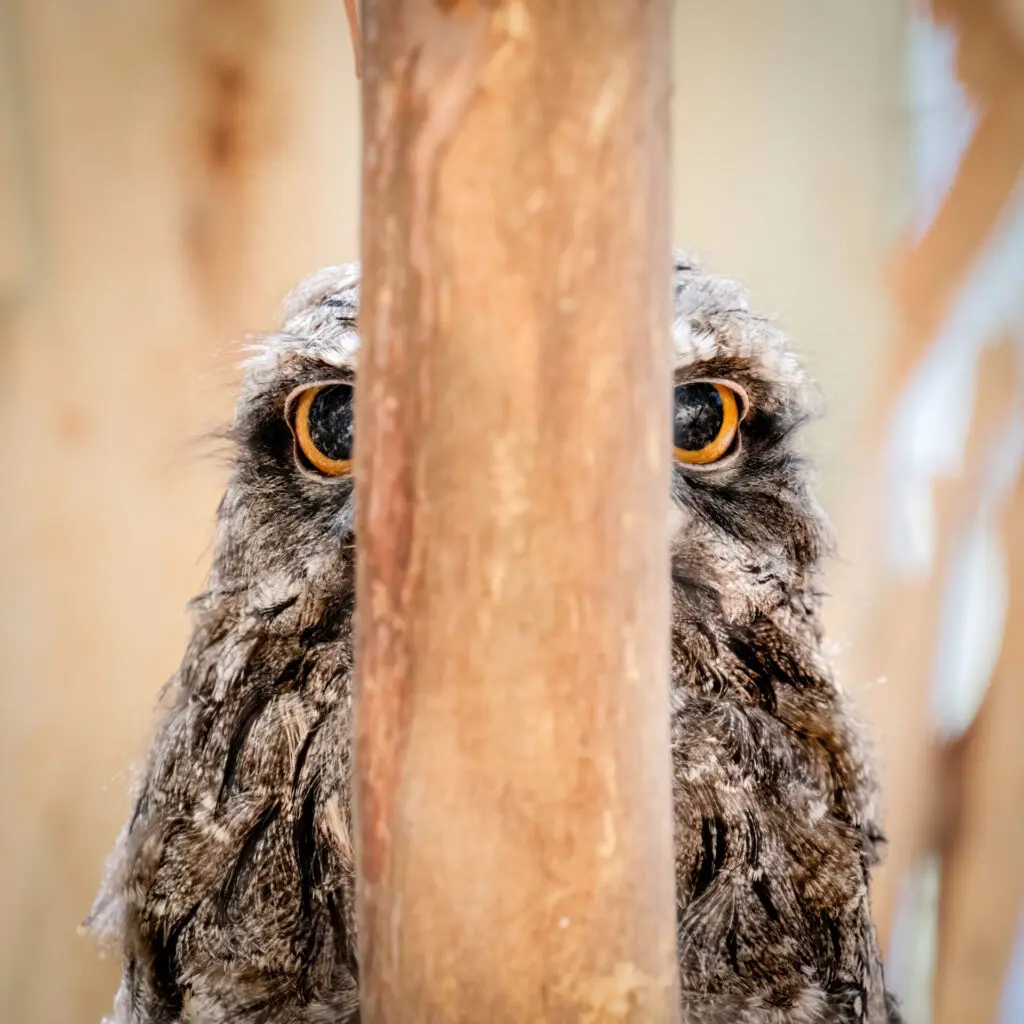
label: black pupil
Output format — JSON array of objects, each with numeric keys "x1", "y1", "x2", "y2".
[
  {"x1": 307, "y1": 385, "x2": 354, "y2": 463},
  {"x1": 674, "y1": 383, "x2": 724, "y2": 452}
]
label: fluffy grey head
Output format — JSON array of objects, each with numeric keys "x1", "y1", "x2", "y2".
[{"x1": 219, "y1": 252, "x2": 826, "y2": 625}]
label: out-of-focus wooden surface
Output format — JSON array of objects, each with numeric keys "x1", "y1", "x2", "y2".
[
  {"x1": 0, "y1": 2, "x2": 950, "y2": 1023},
  {"x1": 933, "y1": 451, "x2": 1024, "y2": 1023},
  {"x1": 0, "y1": 1, "x2": 359, "y2": 1019}
]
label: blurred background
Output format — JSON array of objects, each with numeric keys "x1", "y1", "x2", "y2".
[{"x1": 1, "y1": 1, "x2": 1022, "y2": 1021}]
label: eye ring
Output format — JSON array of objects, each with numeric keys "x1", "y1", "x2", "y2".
[
  {"x1": 673, "y1": 380, "x2": 746, "y2": 466},
  {"x1": 286, "y1": 383, "x2": 354, "y2": 477}
]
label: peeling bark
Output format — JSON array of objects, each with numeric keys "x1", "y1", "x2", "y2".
[{"x1": 354, "y1": 1, "x2": 677, "y2": 1021}]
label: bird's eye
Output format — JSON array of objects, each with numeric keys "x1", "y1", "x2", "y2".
[
  {"x1": 290, "y1": 384, "x2": 354, "y2": 476},
  {"x1": 673, "y1": 381, "x2": 742, "y2": 465}
]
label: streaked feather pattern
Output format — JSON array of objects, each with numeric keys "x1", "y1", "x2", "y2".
[{"x1": 90, "y1": 255, "x2": 901, "y2": 1023}]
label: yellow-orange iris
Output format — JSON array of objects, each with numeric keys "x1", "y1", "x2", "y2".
[
  {"x1": 673, "y1": 383, "x2": 740, "y2": 465},
  {"x1": 292, "y1": 385, "x2": 353, "y2": 477}
]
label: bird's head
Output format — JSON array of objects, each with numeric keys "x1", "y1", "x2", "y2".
[
  {"x1": 667, "y1": 257, "x2": 832, "y2": 661},
  {"x1": 214, "y1": 257, "x2": 830, "y2": 647},
  {"x1": 212, "y1": 264, "x2": 362, "y2": 608}
]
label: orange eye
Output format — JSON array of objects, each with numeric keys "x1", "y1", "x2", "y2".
[
  {"x1": 290, "y1": 384, "x2": 354, "y2": 477},
  {"x1": 673, "y1": 382, "x2": 742, "y2": 465}
]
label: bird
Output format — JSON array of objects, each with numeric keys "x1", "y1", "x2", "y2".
[{"x1": 88, "y1": 255, "x2": 903, "y2": 1024}]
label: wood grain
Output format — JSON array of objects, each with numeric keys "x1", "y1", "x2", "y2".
[
  {"x1": 354, "y1": 2, "x2": 678, "y2": 1020},
  {"x1": 0, "y1": 2, "x2": 358, "y2": 1021}
]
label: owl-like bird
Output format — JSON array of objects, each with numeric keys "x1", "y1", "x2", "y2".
[{"x1": 89, "y1": 256, "x2": 902, "y2": 1023}]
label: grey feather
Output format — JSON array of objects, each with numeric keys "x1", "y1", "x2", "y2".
[{"x1": 89, "y1": 255, "x2": 902, "y2": 1023}]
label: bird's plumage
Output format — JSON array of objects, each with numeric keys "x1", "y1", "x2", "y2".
[{"x1": 90, "y1": 255, "x2": 901, "y2": 1023}]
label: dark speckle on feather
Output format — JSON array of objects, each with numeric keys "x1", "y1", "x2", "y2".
[{"x1": 90, "y1": 257, "x2": 900, "y2": 1024}]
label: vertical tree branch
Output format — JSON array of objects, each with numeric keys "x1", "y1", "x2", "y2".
[{"x1": 354, "y1": 2, "x2": 677, "y2": 1020}]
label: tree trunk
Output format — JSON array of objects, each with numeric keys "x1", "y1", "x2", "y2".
[{"x1": 353, "y1": 1, "x2": 677, "y2": 1021}]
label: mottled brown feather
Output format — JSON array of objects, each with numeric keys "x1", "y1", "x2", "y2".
[{"x1": 89, "y1": 256, "x2": 901, "y2": 1023}]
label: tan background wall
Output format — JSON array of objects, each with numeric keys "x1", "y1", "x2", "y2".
[{"x1": 0, "y1": 2, "x2": 915, "y2": 1022}]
